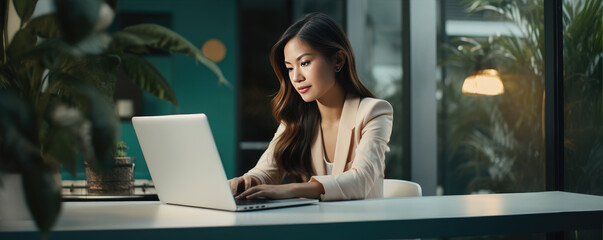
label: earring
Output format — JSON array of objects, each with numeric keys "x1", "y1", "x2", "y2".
[{"x1": 335, "y1": 66, "x2": 341, "y2": 72}]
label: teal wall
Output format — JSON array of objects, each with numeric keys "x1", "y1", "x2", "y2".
[
  {"x1": 120, "y1": 0, "x2": 238, "y2": 179},
  {"x1": 62, "y1": 0, "x2": 238, "y2": 180}
]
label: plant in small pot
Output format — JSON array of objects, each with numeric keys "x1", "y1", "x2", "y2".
[
  {"x1": 85, "y1": 141, "x2": 134, "y2": 195},
  {"x1": 0, "y1": 0, "x2": 227, "y2": 237}
]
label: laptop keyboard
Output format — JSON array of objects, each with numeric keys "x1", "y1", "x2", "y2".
[{"x1": 235, "y1": 198, "x2": 276, "y2": 206}]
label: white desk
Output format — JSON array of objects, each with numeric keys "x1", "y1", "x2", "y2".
[{"x1": 1, "y1": 191, "x2": 602, "y2": 239}]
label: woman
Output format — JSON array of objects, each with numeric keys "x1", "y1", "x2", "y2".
[{"x1": 230, "y1": 12, "x2": 393, "y2": 201}]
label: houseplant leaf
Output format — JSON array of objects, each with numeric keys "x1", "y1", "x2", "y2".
[
  {"x1": 0, "y1": 72, "x2": 8, "y2": 89},
  {"x1": 0, "y1": 90, "x2": 60, "y2": 237},
  {"x1": 66, "y1": 53, "x2": 119, "y2": 97},
  {"x1": 13, "y1": 0, "x2": 38, "y2": 24},
  {"x1": 49, "y1": 73, "x2": 118, "y2": 170},
  {"x1": 6, "y1": 30, "x2": 37, "y2": 60},
  {"x1": 21, "y1": 164, "x2": 62, "y2": 238},
  {"x1": 73, "y1": 33, "x2": 111, "y2": 55},
  {"x1": 54, "y1": 0, "x2": 101, "y2": 45},
  {"x1": 0, "y1": 61, "x2": 31, "y2": 94},
  {"x1": 109, "y1": 31, "x2": 156, "y2": 54},
  {"x1": 104, "y1": 0, "x2": 119, "y2": 11},
  {"x1": 22, "y1": 39, "x2": 74, "y2": 70},
  {"x1": 121, "y1": 24, "x2": 230, "y2": 86},
  {"x1": 25, "y1": 14, "x2": 62, "y2": 39},
  {"x1": 0, "y1": 90, "x2": 39, "y2": 172},
  {"x1": 120, "y1": 53, "x2": 178, "y2": 106},
  {"x1": 43, "y1": 104, "x2": 84, "y2": 175}
]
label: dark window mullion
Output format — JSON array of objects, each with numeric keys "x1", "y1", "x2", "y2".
[
  {"x1": 544, "y1": 0, "x2": 564, "y2": 192},
  {"x1": 401, "y1": 0, "x2": 411, "y2": 181}
]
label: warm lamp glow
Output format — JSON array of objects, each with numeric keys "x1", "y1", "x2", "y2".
[{"x1": 462, "y1": 69, "x2": 505, "y2": 96}]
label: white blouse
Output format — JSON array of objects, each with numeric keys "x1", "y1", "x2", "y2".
[{"x1": 324, "y1": 154, "x2": 333, "y2": 175}]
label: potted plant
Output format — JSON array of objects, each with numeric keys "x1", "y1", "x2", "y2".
[
  {"x1": 85, "y1": 141, "x2": 134, "y2": 195},
  {"x1": 0, "y1": 0, "x2": 227, "y2": 237}
]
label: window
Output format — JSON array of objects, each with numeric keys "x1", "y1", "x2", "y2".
[
  {"x1": 562, "y1": 0, "x2": 603, "y2": 239},
  {"x1": 562, "y1": 0, "x2": 603, "y2": 197},
  {"x1": 347, "y1": 0, "x2": 405, "y2": 179},
  {"x1": 438, "y1": 0, "x2": 546, "y2": 194}
]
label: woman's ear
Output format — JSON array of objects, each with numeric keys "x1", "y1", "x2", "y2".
[{"x1": 333, "y1": 50, "x2": 346, "y2": 72}]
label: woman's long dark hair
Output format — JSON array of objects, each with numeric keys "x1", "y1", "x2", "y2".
[{"x1": 269, "y1": 13, "x2": 375, "y2": 182}]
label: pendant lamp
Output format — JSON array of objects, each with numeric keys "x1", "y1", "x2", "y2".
[{"x1": 462, "y1": 69, "x2": 504, "y2": 96}]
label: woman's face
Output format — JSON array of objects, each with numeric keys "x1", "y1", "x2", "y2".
[{"x1": 284, "y1": 37, "x2": 338, "y2": 102}]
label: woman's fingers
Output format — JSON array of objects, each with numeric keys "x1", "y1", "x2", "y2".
[
  {"x1": 234, "y1": 182, "x2": 319, "y2": 200},
  {"x1": 235, "y1": 184, "x2": 294, "y2": 200},
  {"x1": 252, "y1": 176, "x2": 261, "y2": 186},
  {"x1": 230, "y1": 176, "x2": 262, "y2": 197},
  {"x1": 242, "y1": 175, "x2": 261, "y2": 191},
  {"x1": 243, "y1": 176, "x2": 253, "y2": 191},
  {"x1": 246, "y1": 190, "x2": 266, "y2": 199},
  {"x1": 228, "y1": 178, "x2": 240, "y2": 195},
  {"x1": 235, "y1": 186, "x2": 260, "y2": 200}
]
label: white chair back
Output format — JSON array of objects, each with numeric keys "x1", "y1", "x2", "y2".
[{"x1": 383, "y1": 179, "x2": 422, "y2": 198}]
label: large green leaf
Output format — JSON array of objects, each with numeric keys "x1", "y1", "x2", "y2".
[
  {"x1": 43, "y1": 105, "x2": 83, "y2": 176},
  {"x1": 120, "y1": 53, "x2": 178, "y2": 106},
  {"x1": 6, "y1": 30, "x2": 37, "y2": 60},
  {"x1": 67, "y1": 53, "x2": 119, "y2": 97},
  {"x1": 0, "y1": 66, "x2": 16, "y2": 90},
  {"x1": 23, "y1": 40, "x2": 117, "y2": 98},
  {"x1": 21, "y1": 165, "x2": 62, "y2": 238},
  {"x1": 0, "y1": 73, "x2": 7, "y2": 89},
  {"x1": 74, "y1": 33, "x2": 111, "y2": 55},
  {"x1": 0, "y1": 61, "x2": 31, "y2": 94},
  {"x1": 13, "y1": 0, "x2": 38, "y2": 23},
  {"x1": 21, "y1": 39, "x2": 73, "y2": 70},
  {"x1": 109, "y1": 31, "x2": 156, "y2": 54},
  {"x1": 104, "y1": 0, "x2": 119, "y2": 11},
  {"x1": 25, "y1": 14, "x2": 62, "y2": 39},
  {"x1": 0, "y1": 90, "x2": 39, "y2": 171},
  {"x1": 121, "y1": 24, "x2": 230, "y2": 86},
  {"x1": 48, "y1": 73, "x2": 118, "y2": 169},
  {"x1": 0, "y1": 90, "x2": 60, "y2": 236},
  {"x1": 54, "y1": 0, "x2": 101, "y2": 45}
]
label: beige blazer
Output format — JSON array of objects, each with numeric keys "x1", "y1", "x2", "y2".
[{"x1": 244, "y1": 95, "x2": 393, "y2": 201}]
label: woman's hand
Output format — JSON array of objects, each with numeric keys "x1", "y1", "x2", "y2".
[
  {"x1": 228, "y1": 175, "x2": 261, "y2": 196},
  {"x1": 235, "y1": 182, "x2": 324, "y2": 200}
]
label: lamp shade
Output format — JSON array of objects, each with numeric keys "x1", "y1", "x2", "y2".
[{"x1": 462, "y1": 69, "x2": 504, "y2": 96}]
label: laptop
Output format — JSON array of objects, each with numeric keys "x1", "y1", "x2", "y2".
[{"x1": 132, "y1": 113, "x2": 318, "y2": 211}]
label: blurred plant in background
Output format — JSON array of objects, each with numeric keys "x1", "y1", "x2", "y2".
[
  {"x1": 440, "y1": 0, "x2": 601, "y2": 195},
  {"x1": 561, "y1": 0, "x2": 602, "y2": 195},
  {"x1": 0, "y1": 0, "x2": 226, "y2": 236}
]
